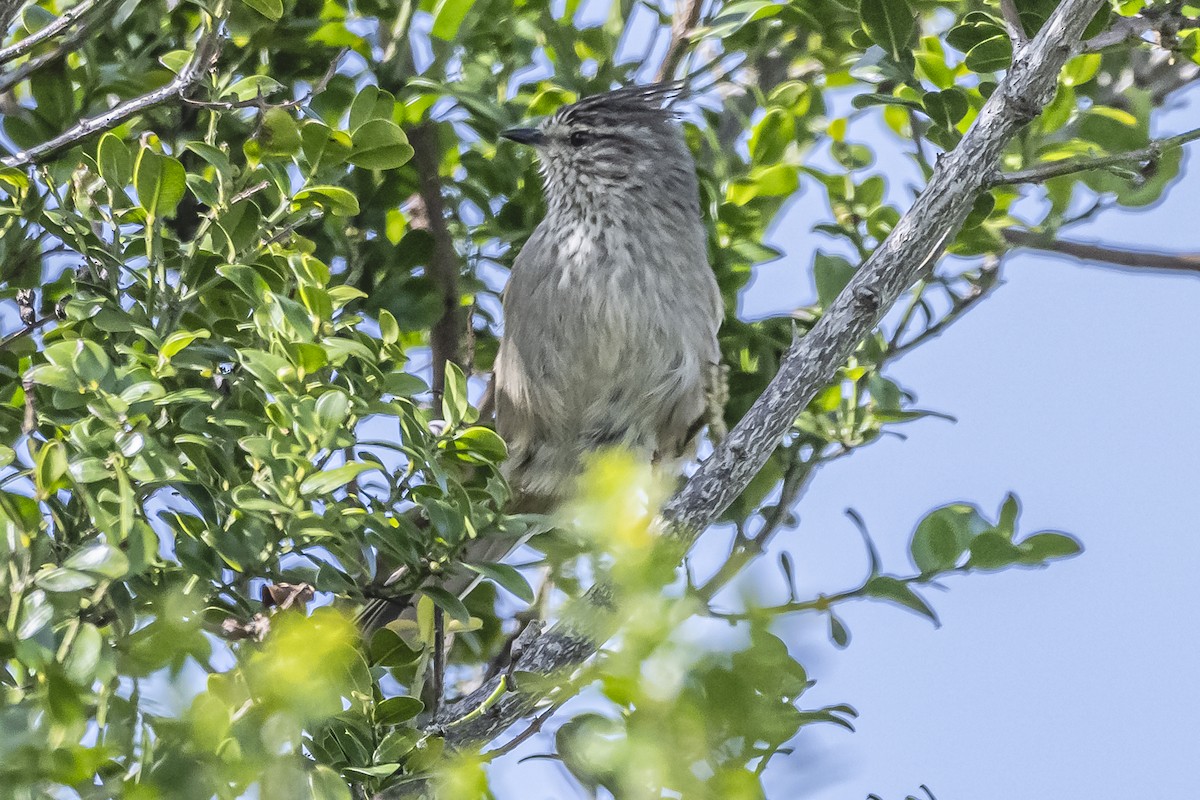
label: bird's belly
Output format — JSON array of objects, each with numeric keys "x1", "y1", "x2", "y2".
[{"x1": 550, "y1": 276, "x2": 709, "y2": 447}]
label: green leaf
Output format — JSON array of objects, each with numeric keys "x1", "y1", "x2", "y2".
[
  {"x1": 342, "y1": 764, "x2": 401, "y2": 780},
  {"x1": 946, "y1": 12, "x2": 1006, "y2": 52},
  {"x1": 30, "y1": 59, "x2": 74, "y2": 128},
  {"x1": 259, "y1": 108, "x2": 302, "y2": 157},
  {"x1": 17, "y1": 590, "x2": 52, "y2": 639},
  {"x1": 308, "y1": 765, "x2": 353, "y2": 800},
  {"x1": 158, "y1": 49, "x2": 191, "y2": 74},
  {"x1": 239, "y1": 0, "x2": 283, "y2": 20},
  {"x1": 301, "y1": 122, "x2": 352, "y2": 170},
  {"x1": 348, "y1": 85, "x2": 384, "y2": 132},
  {"x1": 299, "y1": 462, "x2": 376, "y2": 496},
  {"x1": 64, "y1": 541, "x2": 130, "y2": 579},
  {"x1": 35, "y1": 440, "x2": 70, "y2": 495},
  {"x1": 64, "y1": 623, "x2": 103, "y2": 683},
  {"x1": 910, "y1": 504, "x2": 988, "y2": 574},
  {"x1": 859, "y1": 0, "x2": 916, "y2": 61},
  {"x1": 378, "y1": 309, "x2": 400, "y2": 344},
  {"x1": 466, "y1": 562, "x2": 534, "y2": 602},
  {"x1": 441, "y1": 361, "x2": 475, "y2": 427},
  {"x1": 431, "y1": 0, "x2": 476, "y2": 40},
  {"x1": 383, "y1": 371, "x2": 428, "y2": 397},
  {"x1": 368, "y1": 628, "x2": 422, "y2": 667},
  {"x1": 375, "y1": 696, "x2": 424, "y2": 725},
  {"x1": 316, "y1": 390, "x2": 352, "y2": 429},
  {"x1": 97, "y1": 133, "x2": 132, "y2": 187},
  {"x1": 813, "y1": 252, "x2": 857, "y2": 307},
  {"x1": 223, "y1": 74, "x2": 285, "y2": 102},
  {"x1": 348, "y1": 120, "x2": 415, "y2": 170},
  {"x1": 749, "y1": 108, "x2": 795, "y2": 165},
  {"x1": 700, "y1": 0, "x2": 785, "y2": 38},
  {"x1": 923, "y1": 88, "x2": 969, "y2": 130},
  {"x1": 36, "y1": 567, "x2": 95, "y2": 592},
  {"x1": 1017, "y1": 532, "x2": 1082, "y2": 565},
  {"x1": 1062, "y1": 53, "x2": 1102, "y2": 87},
  {"x1": 375, "y1": 729, "x2": 419, "y2": 762},
  {"x1": 864, "y1": 576, "x2": 939, "y2": 625},
  {"x1": 996, "y1": 493, "x2": 1019, "y2": 539},
  {"x1": 967, "y1": 531, "x2": 1024, "y2": 570},
  {"x1": 851, "y1": 92, "x2": 923, "y2": 111},
  {"x1": 447, "y1": 426, "x2": 507, "y2": 463},
  {"x1": 161, "y1": 329, "x2": 210, "y2": 359},
  {"x1": 420, "y1": 586, "x2": 472, "y2": 626},
  {"x1": 293, "y1": 186, "x2": 360, "y2": 217},
  {"x1": 965, "y1": 35, "x2": 1013, "y2": 73},
  {"x1": 218, "y1": 265, "x2": 271, "y2": 301},
  {"x1": 134, "y1": 149, "x2": 187, "y2": 219},
  {"x1": 828, "y1": 612, "x2": 850, "y2": 648}
]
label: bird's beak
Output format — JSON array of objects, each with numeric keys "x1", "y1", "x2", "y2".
[{"x1": 500, "y1": 127, "x2": 544, "y2": 146}]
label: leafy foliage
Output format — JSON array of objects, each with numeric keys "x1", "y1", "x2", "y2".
[{"x1": 0, "y1": 0, "x2": 1193, "y2": 795}]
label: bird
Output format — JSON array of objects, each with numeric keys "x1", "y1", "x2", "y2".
[{"x1": 359, "y1": 82, "x2": 723, "y2": 633}]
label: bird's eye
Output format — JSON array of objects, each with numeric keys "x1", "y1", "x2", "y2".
[{"x1": 569, "y1": 130, "x2": 592, "y2": 147}]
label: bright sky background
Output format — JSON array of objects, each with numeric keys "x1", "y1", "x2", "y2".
[
  {"x1": 489, "y1": 48, "x2": 1200, "y2": 800},
  {"x1": 737, "y1": 83, "x2": 1200, "y2": 800}
]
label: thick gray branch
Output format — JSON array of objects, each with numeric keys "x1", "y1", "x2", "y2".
[
  {"x1": 0, "y1": 0, "x2": 96, "y2": 66},
  {"x1": 416, "y1": 0, "x2": 1107, "y2": 761},
  {"x1": 1, "y1": 26, "x2": 221, "y2": 168},
  {"x1": 0, "y1": 2, "x2": 103, "y2": 94}
]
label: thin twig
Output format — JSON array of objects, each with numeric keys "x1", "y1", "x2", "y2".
[
  {"x1": 656, "y1": 0, "x2": 706, "y2": 82},
  {"x1": 257, "y1": 210, "x2": 320, "y2": 249},
  {"x1": 988, "y1": 126, "x2": 1200, "y2": 187},
  {"x1": 481, "y1": 704, "x2": 558, "y2": 761},
  {"x1": 1083, "y1": 9, "x2": 1180, "y2": 52},
  {"x1": 708, "y1": 567, "x2": 969, "y2": 622},
  {"x1": 1, "y1": 24, "x2": 223, "y2": 168},
  {"x1": 432, "y1": 606, "x2": 445, "y2": 716},
  {"x1": 695, "y1": 446, "x2": 822, "y2": 603},
  {"x1": 229, "y1": 179, "x2": 271, "y2": 205},
  {"x1": 0, "y1": 316, "x2": 52, "y2": 350},
  {"x1": 885, "y1": 260, "x2": 1002, "y2": 362},
  {"x1": 0, "y1": 0, "x2": 96, "y2": 66},
  {"x1": 998, "y1": 0, "x2": 1028, "y2": 47},
  {"x1": 1002, "y1": 229, "x2": 1200, "y2": 274},
  {"x1": 181, "y1": 47, "x2": 347, "y2": 111}
]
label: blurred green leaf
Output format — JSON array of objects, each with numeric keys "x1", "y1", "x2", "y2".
[
  {"x1": 240, "y1": 0, "x2": 283, "y2": 20},
  {"x1": 859, "y1": 0, "x2": 916, "y2": 61},
  {"x1": 466, "y1": 561, "x2": 533, "y2": 602},
  {"x1": 300, "y1": 463, "x2": 376, "y2": 496},
  {"x1": 432, "y1": 0, "x2": 477, "y2": 40}
]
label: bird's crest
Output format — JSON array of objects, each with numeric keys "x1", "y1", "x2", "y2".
[{"x1": 555, "y1": 82, "x2": 686, "y2": 126}]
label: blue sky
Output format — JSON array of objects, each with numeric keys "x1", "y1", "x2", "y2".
[{"x1": 739, "y1": 84, "x2": 1200, "y2": 800}]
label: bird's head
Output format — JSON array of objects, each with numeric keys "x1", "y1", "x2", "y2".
[{"x1": 501, "y1": 83, "x2": 691, "y2": 201}]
